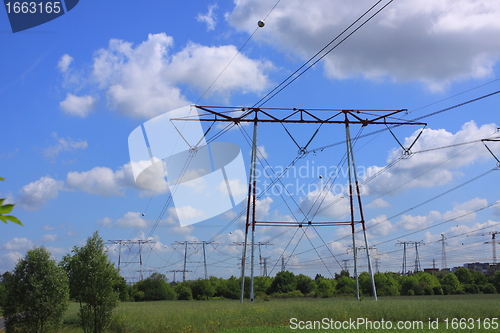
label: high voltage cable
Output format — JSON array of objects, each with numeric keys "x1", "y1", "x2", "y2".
[
  {"x1": 202, "y1": 87, "x2": 500, "y2": 248},
  {"x1": 306, "y1": 89, "x2": 500, "y2": 154},
  {"x1": 239, "y1": 125, "x2": 344, "y2": 277},
  {"x1": 371, "y1": 195, "x2": 500, "y2": 249},
  {"x1": 146, "y1": 3, "x2": 499, "y2": 276},
  {"x1": 314, "y1": 130, "x2": 498, "y2": 219},
  {"x1": 296, "y1": 217, "x2": 500, "y2": 271},
  {"x1": 252, "y1": 0, "x2": 392, "y2": 108},
  {"x1": 204, "y1": 127, "x2": 496, "y2": 275},
  {"x1": 195, "y1": 0, "x2": 282, "y2": 104},
  {"x1": 291, "y1": 166, "x2": 498, "y2": 259},
  {"x1": 206, "y1": 115, "x2": 497, "y2": 260}
]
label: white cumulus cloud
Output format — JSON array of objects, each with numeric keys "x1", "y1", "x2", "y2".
[
  {"x1": 16, "y1": 176, "x2": 64, "y2": 210},
  {"x1": 60, "y1": 93, "x2": 97, "y2": 117},
  {"x1": 0, "y1": 251, "x2": 23, "y2": 271},
  {"x1": 91, "y1": 33, "x2": 272, "y2": 118},
  {"x1": 65, "y1": 163, "x2": 135, "y2": 196},
  {"x1": 364, "y1": 121, "x2": 499, "y2": 196},
  {"x1": 1, "y1": 237, "x2": 34, "y2": 251},
  {"x1": 228, "y1": 0, "x2": 500, "y2": 91}
]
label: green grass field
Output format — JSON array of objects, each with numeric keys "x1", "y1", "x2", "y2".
[{"x1": 57, "y1": 294, "x2": 500, "y2": 333}]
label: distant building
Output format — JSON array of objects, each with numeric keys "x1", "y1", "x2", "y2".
[
  {"x1": 487, "y1": 263, "x2": 500, "y2": 275},
  {"x1": 464, "y1": 262, "x2": 492, "y2": 275}
]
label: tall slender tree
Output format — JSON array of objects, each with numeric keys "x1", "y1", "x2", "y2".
[{"x1": 62, "y1": 231, "x2": 120, "y2": 333}]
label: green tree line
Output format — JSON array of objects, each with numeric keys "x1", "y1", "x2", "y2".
[
  {"x1": 2, "y1": 230, "x2": 500, "y2": 332},
  {"x1": 121, "y1": 268, "x2": 500, "y2": 302}
]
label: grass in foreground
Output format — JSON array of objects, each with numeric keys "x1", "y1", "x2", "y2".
[{"x1": 59, "y1": 294, "x2": 500, "y2": 333}]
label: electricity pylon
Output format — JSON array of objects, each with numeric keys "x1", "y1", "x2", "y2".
[
  {"x1": 173, "y1": 106, "x2": 426, "y2": 302},
  {"x1": 439, "y1": 234, "x2": 447, "y2": 270}
]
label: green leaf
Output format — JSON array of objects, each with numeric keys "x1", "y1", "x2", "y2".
[
  {"x1": 5, "y1": 215, "x2": 23, "y2": 226},
  {"x1": 0, "y1": 203, "x2": 14, "y2": 214},
  {"x1": 0, "y1": 216, "x2": 7, "y2": 224},
  {"x1": 0, "y1": 177, "x2": 5, "y2": 181}
]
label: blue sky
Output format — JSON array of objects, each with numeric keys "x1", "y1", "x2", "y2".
[{"x1": 2, "y1": 0, "x2": 500, "y2": 282}]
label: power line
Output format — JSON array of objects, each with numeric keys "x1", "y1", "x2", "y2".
[
  {"x1": 196, "y1": 0, "x2": 282, "y2": 104},
  {"x1": 252, "y1": 0, "x2": 394, "y2": 108}
]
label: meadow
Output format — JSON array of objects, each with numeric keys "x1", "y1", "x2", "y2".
[{"x1": 58, "y1": 294, "x2": 500, "y2": 333}]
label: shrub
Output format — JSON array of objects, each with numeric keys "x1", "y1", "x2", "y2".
[
  {"x1": 433, "y1": 286, "x2": 444, "y2": 295},
  {"x1": 271, "y1": 290, "x2": 304, "y2": 298},
  {"x1": 134, "y1": 273, "x2": 175, "y2": 301},
  {"x1": 175, "y1": 283, "x2": 193, "y2": 300},
  {"x1": 191, "y1": 279, "x2": 215, "y2": 300},
  {"x1": 482, "y1": 283, "x2": 497, "y2": 294},
  {"x1": 463, "y1": 284, "x2": 479, "y2": 294},
  {"x1": 335, "y1": 275, "x2": 355, "y2": 295},
  {"x1": 316, "y1": 278, "x2": 335, "y2": 298}
]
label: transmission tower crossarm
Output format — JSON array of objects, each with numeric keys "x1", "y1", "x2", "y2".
[{"x1": 171, "y1": 106, "x2": 427, "y2": 126}]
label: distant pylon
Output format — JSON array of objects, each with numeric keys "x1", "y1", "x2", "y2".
[
  {"x1": 374, "y1": 257, "x2": 380, "y2": 273},
  {"x1": 439, "y1": 234, "x2": 447, "y2": 269},
  {"x1": 342, "y1": 259, "x2": 349, "y2": 273},
  {"x1": 107, "y1": 239, "x2": 156, "y2": 281},
  {"x1": 413, "y1": 241, "x2": 424, "y2": 272},
  {"x1": 396, "y1": 241, "x2": 408, "y2": 275}
]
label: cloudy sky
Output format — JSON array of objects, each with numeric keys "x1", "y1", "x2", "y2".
[{"x1": 2, "y1": 0, "x2": 500, "y2": 281}]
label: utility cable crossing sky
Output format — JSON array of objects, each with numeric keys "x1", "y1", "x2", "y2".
[{"x1": 123, "y1": 0, "x2": 500, "y2": 283}]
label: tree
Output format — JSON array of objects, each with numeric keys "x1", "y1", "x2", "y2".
[
  {"x1": 471, "y1": 270, "x2": 487, "y2": 286},
  {"x1": 268, "y1": 271, "x2": 296, "y2": 294},
  {"x1": 114, "y1": 276, "x2": 132, "y2": 302},
  {"x1": 0, "y1": 177, "x2": 22, "y2": 226},
  {"x1": 191, "y1": 279, "x2": 215, "y2": 300},
  {"x1": 62, "y1": 231, "x2": 120, "y2": 333},
  {"x1": 174, "y1": 282, "x2": 193, "y2": 300},
  {"x1": 358, "y1": 272, "x2": 373, "y2": 296},
  {"x1": 398, "y1": 275, "x2": 419, "y2": 295},
  {"x1": 315, "y1": 278, "x2": 335, "y2": 298},
  {"x1": 441, "y1": 273, "x2": 462, "y2": 294},
  {"x1": 133, "y1": 273, "x2": 175, "y2": 301},
  {"x1": 374, "y1": 273, "x2": 399, "y2": 296},
  {"x1": 334, "y1": 270, "x2": 350, "y2": 280},
  {"x1": 4, "y1": 247, "x2": 69, "y2": 333},
  {"x1": 296, "y1": 274, "x2": 316, "y2": 295},
  {"x1": 335, "y1": 275, "x2": 356, "y2": 295},
  {"x1": 219, "y1": 276, "x2": 240, "y2": 299},
  {"x1": 254, "y1": 276, "x2": 273, "y2": 295},
  {"x1": 454, "y1": 268, "x2": 473, "y2": 285},
  {"x1": 491, "y1": 271, "x2": 500, "y2": 293}
]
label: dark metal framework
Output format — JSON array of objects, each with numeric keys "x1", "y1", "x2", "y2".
[
  {"x1": 176, "y1": 105, "x2": 423, "y2": 126},
  {"x1": 171, "y1": 105, "x2": 426, "y2": 302}
]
